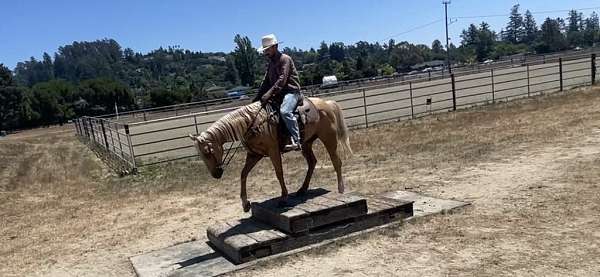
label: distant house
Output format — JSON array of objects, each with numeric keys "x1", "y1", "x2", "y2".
[{"x1": 205, "y1": 85, "x2": 226, "y2": 98}]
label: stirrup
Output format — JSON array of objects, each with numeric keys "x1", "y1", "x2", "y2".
[{"x1": 284, "y1": 142, "x2": 301, "y2": 151}]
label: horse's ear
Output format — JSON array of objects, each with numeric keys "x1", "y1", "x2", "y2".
[{"x1": 189, "y1": 134, "x2": 196, "y2": 141}]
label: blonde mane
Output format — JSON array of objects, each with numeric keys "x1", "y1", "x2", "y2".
[{"x1": 201, "y1": 102, "x2": 268, "y2": 143}]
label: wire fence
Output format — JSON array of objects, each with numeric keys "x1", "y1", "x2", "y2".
[{"x1": 75, "y1": 52, "x2": 599, "y2": 174}]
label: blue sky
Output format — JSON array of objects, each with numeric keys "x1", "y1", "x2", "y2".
[{"x1": 2, "y1": 0, "x2": 600, "y2": 69}]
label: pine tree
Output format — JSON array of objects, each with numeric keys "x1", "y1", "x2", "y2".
[
  {"x1": 538, "y1": 18, "x2": 568, "y2": 53},
  {"x1": 232, "y1": 34, "x2": 257, "y2": 87},
  {"x1": 567, "y1": 10, "x2": 584, "y2": 47},
  {"x1": 583, "y1": 12, "x2": 600, "y2": 46},
  {"x1": 523, "y1": 10, "x2": 538, "y2": 44},
  {"x1": 503, "y1": 4, "x2": 525, "y2": 43}
]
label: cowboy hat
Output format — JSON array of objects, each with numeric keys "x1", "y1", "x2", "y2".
[{"x1": 258, "y1": 34, "x2": 282, "y2": 53}]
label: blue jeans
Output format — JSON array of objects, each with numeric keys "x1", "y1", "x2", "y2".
[{"x1": 280, "y1": 92, "x2": 300, "y2": 144}]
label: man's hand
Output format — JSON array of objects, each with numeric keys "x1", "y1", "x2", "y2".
[{"x1": 260, "y1": 91, "x2": 272, "y2": 105}]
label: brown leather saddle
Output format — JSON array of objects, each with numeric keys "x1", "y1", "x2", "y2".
[{"x1": 268, "y1": 96, "x2": 320, "y2": 152}]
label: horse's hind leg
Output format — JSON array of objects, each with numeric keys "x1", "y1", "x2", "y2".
[
  {"x1": 321, "y1": 132, "x2": 345, "y2": 193},
  {"x1": 297, "y1": 140, "x2": 317, "y2": 195}
]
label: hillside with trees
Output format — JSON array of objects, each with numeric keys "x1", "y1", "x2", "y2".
[{"x1": 1, "y1": 5, "x2": 600, "y2": 131}]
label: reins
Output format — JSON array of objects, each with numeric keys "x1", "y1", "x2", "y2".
[{"x1": 218, "y1": 103, "x2": 269, "y2": 169}]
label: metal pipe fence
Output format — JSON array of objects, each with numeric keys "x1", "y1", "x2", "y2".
[
  {"x1": 96, "y1": 48, "x2": 600, "y2": 125},
  {"x1": 75, "y1": 52, "x2": 600, "y2": 173}
]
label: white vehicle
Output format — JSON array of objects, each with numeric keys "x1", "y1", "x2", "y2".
[
  {"x1": 321, "y1": 75, "x2": 338, "y2": 89},
  {"x1": 483, "y1": 59, "x2": 494, "y2": 64},
  {"x1": 421, "y1": 67, "x2": 432, "y2": 72}
]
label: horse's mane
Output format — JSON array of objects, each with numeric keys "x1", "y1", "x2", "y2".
[{"x1": 200, "y1": 102, "x2": 268, "y2": 143}]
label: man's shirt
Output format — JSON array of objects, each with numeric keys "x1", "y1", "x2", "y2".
[{"x1": 257, "y1": 52, "x2": 301, "y2": 102}]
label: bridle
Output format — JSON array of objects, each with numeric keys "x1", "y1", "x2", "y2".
[{"x1": 217, "y1": 103, "x2": 269, "y2": 170}]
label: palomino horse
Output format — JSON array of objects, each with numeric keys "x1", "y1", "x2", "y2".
[{"x1": 189, "y1": 97, "x2": 352, "y2": 212}]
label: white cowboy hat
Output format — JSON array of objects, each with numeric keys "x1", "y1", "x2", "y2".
[{"x1": 258, "y1": 34, "x2": 281, "y2": 53}]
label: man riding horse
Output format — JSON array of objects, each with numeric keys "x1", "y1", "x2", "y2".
[
  {"x1": 253, "y1": 34, "x2": 302, "y2": 152},
  {"x1": 190, "y1": 34, "x2": 352, "y2": 212}
]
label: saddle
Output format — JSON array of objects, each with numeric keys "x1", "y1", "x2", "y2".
[{"x1": 267, "y1": 96, "x2": 320, "y2": 152}]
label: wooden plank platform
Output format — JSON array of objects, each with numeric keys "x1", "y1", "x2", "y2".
[
  {"x1": 131, "y1": 190, "x2": 469, "y2": 277},
  {"x1": 250, "y1": 188, "x2": 368, "y2": 234},
  {"x1": 208, "y1": 190, "x2": 412, "y2": 264}
]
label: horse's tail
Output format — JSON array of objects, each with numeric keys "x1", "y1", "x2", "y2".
[{"x1": 327, "y1": 100, "x2": 353, "y2": 156}]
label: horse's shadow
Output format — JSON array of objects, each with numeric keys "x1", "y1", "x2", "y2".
[{"x1": 253, "y1": 187, "x2": 330, "y2": 212}]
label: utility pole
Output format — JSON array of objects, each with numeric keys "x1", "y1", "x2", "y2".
[{"x1": 443, "y1": 0, "x2": 452, "y2": 73}]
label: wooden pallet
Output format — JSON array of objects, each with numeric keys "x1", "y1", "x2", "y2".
[
  {"x1": 250, "y1": 188, "x2": 368, "y2": 234},
  {"x1": 207, "y1": 189, "x2": 413, "y2": 264}
]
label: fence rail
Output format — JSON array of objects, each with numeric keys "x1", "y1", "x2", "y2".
[{"x1": 74, "y1": 51, "x2": 600, "y2": 173}]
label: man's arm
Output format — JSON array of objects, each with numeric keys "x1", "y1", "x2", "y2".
[{"x1": 253, "y1": 72, "x2": 270, "y2": 102}]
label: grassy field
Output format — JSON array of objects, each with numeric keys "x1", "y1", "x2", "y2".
[{"x1": 2, "y1": 85, "x2": 600, "y2": 276}]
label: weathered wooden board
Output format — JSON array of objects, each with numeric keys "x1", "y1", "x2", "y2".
[{"x1": 250, "y1": 188, "x2": 368, "y2": 234}]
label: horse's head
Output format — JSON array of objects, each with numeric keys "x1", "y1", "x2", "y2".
[{"x1": 189, "y1": 133, "x2": 224, "y2": 179}]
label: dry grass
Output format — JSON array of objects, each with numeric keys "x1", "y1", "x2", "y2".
[{"x1": 2, "y1": 87, "x2": 600, "y2": 276}]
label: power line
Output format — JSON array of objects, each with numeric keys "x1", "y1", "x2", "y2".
[
  {"x1": 380, "y1": 19, "x2": 444, "y2": 42},
  {"x1": 452, "y1": 6, "x2": 600, "y2": 19},
  {"x1": 377, "y1": 5, "x2": 600, "y2": 44}
]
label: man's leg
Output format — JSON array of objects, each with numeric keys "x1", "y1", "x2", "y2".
[{"x1": 280, "y1": 92, "x2": 301, "y2": 150}]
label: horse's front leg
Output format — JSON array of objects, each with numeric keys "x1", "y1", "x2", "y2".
[
  {"x1": 269, "y1": 150, "x2": 288, "y2": 206},
  {"x1": 240, "y1": 153, "x2": 262, "y2": 212}
]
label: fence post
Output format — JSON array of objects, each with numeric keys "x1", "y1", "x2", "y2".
[
  {"x1": 592, "y1": 53, "x2": 596, "y2": 85},
  {"x1": 409, "y1": 82, "x2": 414, "y2": 119},
  {"x1": 526, "y1": 64, "x2": 531, "y2": 97},
  {"x1": 116, "y1": 124, "x2": 124, "y2": 157},
  {"x1": 194, "y1": 114, "x2": 199, "y2": 135},
  {"x1": 491, "y1": 68, "x2": 495, "y2": 103},
  {"x1": 88, "y1": 118, "x2": 96, "y2": 144},
  {"x1": 143, "y1": 111, "x2": 147, "y2": 121},
  {"x1": 428, "y1": 71, "x2": 431, "y2": 81},
  {"x1": 82, "y1": 118, "x2": 88, "y2": 139},
  {"x1": 559, "y1": 58, "x2": 563, "y2": 91},
  {"x1": 100, "y1": 120, "x2": 109, "y2": 150},
  {"x1": 74, "y1": 118, "x2": 80, "y2": 136},
  {"x1": 451, "y1": 73, "x2": 457, "y2": 111},
  {"x1": 362, "y1": 89, "x2": 368, "y2": 128},
  {"x1": 124, "y1": 124, "x2": 137, "y2": 174}
]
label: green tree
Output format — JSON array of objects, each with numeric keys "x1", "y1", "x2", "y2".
[
  {"x1": 567, "y1": 10, "x2": 584, "y2": 47},
  {"x1": 523, "y1": 10, "x2": 539, "y2": 44},
  {"x1": 328, "y1": 42, "x2": 345, "y2": 62},
  {"x1": 537, "y1": 18, "x2": 568, "y2": 53},
  {"x1": 232, "y1": 34, "x2": 258, "y2": 86},
  {"x1": 0, "y1": 86, "x2": 28, "y2": 130},
  {"x1": 0, "y1": 64, "x2": 13, "y2": 87},
  {"x1": 583, "y1": 12, "x2": 600, "y2": 46},
  {"x1": 503, "y1": 4, "x2": 525, "y2": 43}
]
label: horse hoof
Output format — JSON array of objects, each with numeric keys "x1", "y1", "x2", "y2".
[
  {"x1": 242, "y1": 201, "x2": 251, "y2": 212},
  {"x1": 296, "y1": 188, "x2": 308, "y2": 196}
]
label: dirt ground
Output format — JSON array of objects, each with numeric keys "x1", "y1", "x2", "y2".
[{"x1": 2, "y1": 87, "x2": 600, "y2": 276}]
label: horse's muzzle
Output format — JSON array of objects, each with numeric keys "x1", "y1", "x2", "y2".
[{"x1": 212, "y1": 167, "x2": 224, "y2": 179}]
